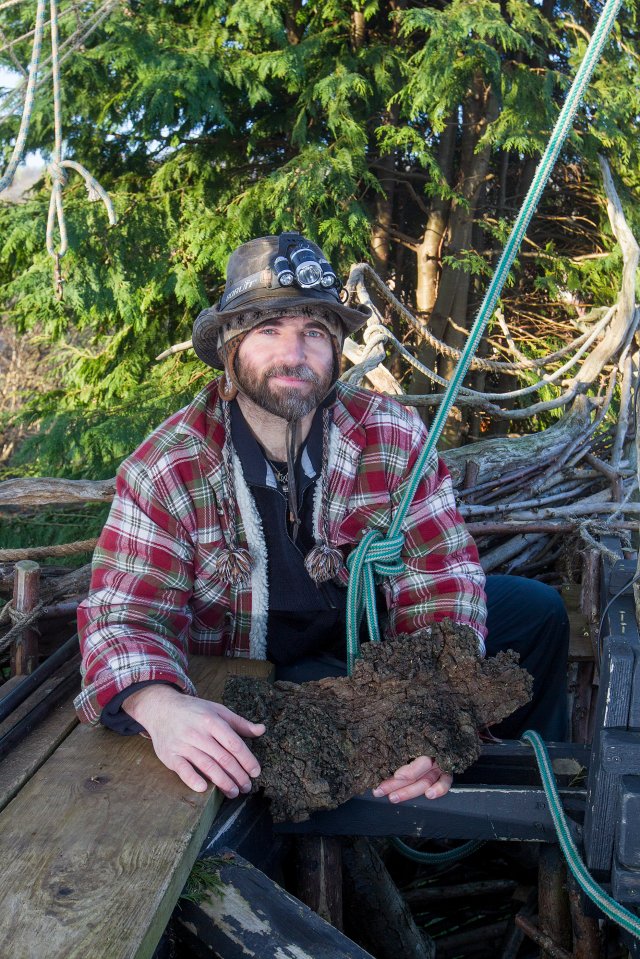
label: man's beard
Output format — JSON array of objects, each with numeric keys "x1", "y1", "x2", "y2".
[{"x1": 235, "y1": 360, "x2": 333, "y2": 421}]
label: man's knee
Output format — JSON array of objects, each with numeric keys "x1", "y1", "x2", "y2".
[{"x1": 485, "y1": 574, "x2": 569, "y2": 664}]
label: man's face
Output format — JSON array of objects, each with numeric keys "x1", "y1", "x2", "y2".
[{"x1": 234, "y1": 314, "x2": 336, "y2": 421}]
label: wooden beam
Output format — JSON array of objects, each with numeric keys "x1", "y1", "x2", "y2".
[
  {"x1": 175, "y1": 849, "x2": 374, "y2": 959},
  {"x1": 10, "y1": 560, "x2": 40, "y2": 676},
  {"x1": 0, "y1": 689, "x2": 78, "y2": 812},
  {"x1": 294, "y1": 836, "x2": 343, "y2": 929},
  {"x1": 276, "y1": 783, "x2": 586, "y2": 843},
  {"x1": 0, "y1": 654, "x2": 80, "y2": 804}
]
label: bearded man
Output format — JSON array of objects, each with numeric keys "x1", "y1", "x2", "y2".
[{"x1": 75, "y1": 233, "x2": 569, "y2": 805}]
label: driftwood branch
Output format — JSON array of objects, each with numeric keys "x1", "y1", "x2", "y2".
[
  {"x1": 156, "y1": 339, "x2": 193, "y2": 361},
  {"x1": 573, "y1": 157, "x2": 640, "y2": 388},
  {"x1": 0, "y1": 476, "x2": 115, "y2": 507},
  {"x1": 441, "y1": 396, "x2": 593, "y2": 488}
]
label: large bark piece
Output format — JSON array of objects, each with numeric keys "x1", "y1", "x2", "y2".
[{"x1": 223, "y1": 620, "x2": 532, "y2": 823}]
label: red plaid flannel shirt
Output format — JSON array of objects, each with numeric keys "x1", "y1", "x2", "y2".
[{"x1": 75, "y1": 380, "x2": 486, "y2": 724}]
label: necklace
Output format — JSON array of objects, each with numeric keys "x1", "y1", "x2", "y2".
[{"x1": 269, "y1": 460, "x2": 289, "y2": 494}]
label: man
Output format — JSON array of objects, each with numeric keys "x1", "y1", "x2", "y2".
[{"x1": 75, "y1": 232, "x2": 569, "y2": 806}]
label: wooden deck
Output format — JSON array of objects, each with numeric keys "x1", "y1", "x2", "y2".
[{"x1": 0, "y1": 656, "x2": 272, "y2": 959}]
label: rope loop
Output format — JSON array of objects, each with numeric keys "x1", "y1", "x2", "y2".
[
  {"x1": 345, "y1": 528, "x2": 406, "y2": 581},
  {"x1": 0, "y1": 0, "x2": 117, "y2": 285},
  {"x1": 46, "y1": 159, "x2": 117, "y2": 258}
]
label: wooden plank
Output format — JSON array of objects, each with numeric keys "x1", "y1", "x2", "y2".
[
  {"x1": 276, "y1": 785, "x2": 586, "y2": 842},
  {"x1": 176, "y1": 849, "x2": 375, "y2": 959},
  {"x1": 0, "y1": 691, "x2": 78, "y2": 812},
  {"x1": 0, "y1": 655, "x2": 80, "y2": 741},
  {"x1": 0, "y1": 656, "x2": 273, "y2": 959},
  {"x1": 562, "y1": 584, "x2": 594, "y2": 661},
  {"x1": 0, "y1": 655, "x2": 81, "y2": 809}
]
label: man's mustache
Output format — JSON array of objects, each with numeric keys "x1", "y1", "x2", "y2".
[{"x1": 265, "y1": 364, "x2": 320, "y2": 384}]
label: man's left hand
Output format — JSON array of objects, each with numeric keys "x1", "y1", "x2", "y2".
[{"x1": 372, "y1": 756, "x2": 452, "y2": 803}]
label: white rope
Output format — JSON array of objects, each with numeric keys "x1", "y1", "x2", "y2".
[{"x1": 0, "y1": 0, "x2": 118, "y2": 292}]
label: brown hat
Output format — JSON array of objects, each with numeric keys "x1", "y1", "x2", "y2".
[{"x1": 193, "y1": 233, "x2": 371, "y2": 368}]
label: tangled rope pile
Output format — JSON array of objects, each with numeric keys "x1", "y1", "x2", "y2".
[
  {"x1": 344, "y1": 265, "x2": 637, "y2": 423},
  {"x1": 0, "y1": 0, "x2": 117, "y2": 293}
]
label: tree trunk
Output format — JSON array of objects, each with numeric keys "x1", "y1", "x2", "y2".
[
  {"x1": 409, "y1": 80, "x2": 499, "y2": 442},
  {"x1": 436, "y1": 79, "x2": 499, "y2": 361},
  {"x1": 410, "y1": 115, "x2": 457, "y2": 398},
  {"x1": 415, "y1": 115, "x2": 457, "y2": 315},
  {"x1": 342, "y1": 838, "x2": 436, "y2": 959},
  {"x1": 436, "y1": 81, "x2": 499, "y2": 446},
  {"x1": 370, "y1": 151, "x2": 396, "y2": 281}
]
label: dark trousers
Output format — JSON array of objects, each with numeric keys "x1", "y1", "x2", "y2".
[
  {"x1": 484, "y1": 575, "x2": 569, "y2": 741},
  {"x1": 276, "y1": 575, "x2": 570, "y2": 742}
]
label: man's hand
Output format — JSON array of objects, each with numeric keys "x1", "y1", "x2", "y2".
[
  {"x1": 372, "y1": 756, "x2": 452, "y2": 803},
  {"x1": 123, "y1": 685, "x2": 265, "y2": 796}
]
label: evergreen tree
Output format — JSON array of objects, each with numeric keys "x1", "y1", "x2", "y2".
[{"x1": 0, "y1": 0, "x2": 638, "y2": 474}]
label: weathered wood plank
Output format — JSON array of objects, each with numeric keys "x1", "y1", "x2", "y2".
[
  {"x1": 0, "y1": 656, "x2": 81, "y2": 811},
  {"x1": 0, "y1": 656, "x2": 273, "y2": 959},
  {"x1": 0, "y1": 476, "x2": 116, "y2": 507},
  {"x1": 0, "y1": 656, "x2": 80, "y2": 742},
  {"x1": 0, "y1": 692, "x2": 78, "y2": 812},
  {"x1": 562, "y1": 584, "x2": 594, "y2": 662},
  {"x1": 176, "y1": 849, "x2": 375, "y2": 959}
]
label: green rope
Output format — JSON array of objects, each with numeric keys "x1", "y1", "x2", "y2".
[
  {"x1": 392, "y1": 836, "x2": 483, "y2": 865},
  {"x1": 524, "y1": 730, "x2": 640, "y2": 939},
  {"x1": 346, "y1": 0, "x2": 631, "y2": 907},
  {"x1": 344, "y1": 0, "x2": 624, "y2": 675}
]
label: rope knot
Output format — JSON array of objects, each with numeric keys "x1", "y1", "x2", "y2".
[
  {"x1": 346, "y1": 528, "x2": 407, "y2": 672},
  {"x1": 85, "y1": 180, "x2": 100, "y2": 203},
  {"x1": 47, "y1": 161, "x2": 67, "y2": 187},
  {"x1": 347, "y1": 528, "x2": 405, "y2": 579},
  {"x1": 7, "y1": 603, "x2": 27, "y2": 626}
]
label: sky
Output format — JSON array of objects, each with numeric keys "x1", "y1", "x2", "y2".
[{"x1": 0, "y1": 63, "x2": 46, "y2": 188}]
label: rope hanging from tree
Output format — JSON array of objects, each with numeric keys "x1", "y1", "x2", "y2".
[
  {"x1": 344, "y1": 0, "x2": 626, "y2": 674},
  {"x1": 0, "y1": 0, "x2": 117, "y2": 295}
]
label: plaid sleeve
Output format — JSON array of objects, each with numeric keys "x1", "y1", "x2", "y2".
[
  {"x1": 384, "y1": 414, "x2": 487, "y2": 653},
  {"x1": 74, "y1": 455, "x2": 198, "y2": 725}
]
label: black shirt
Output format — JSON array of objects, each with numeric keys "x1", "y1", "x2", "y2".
[{"x1": 229, "y1": 397, "x2": 347, "y2": 666}]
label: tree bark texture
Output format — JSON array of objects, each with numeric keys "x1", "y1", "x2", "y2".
[{"x1": 223, "y1": 620, "x2": 532, "y2": 823}]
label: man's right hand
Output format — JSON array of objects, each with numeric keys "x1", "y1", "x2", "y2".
[{"x1": 123, "y1": 685, "x2": 265, "y2": 796}]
